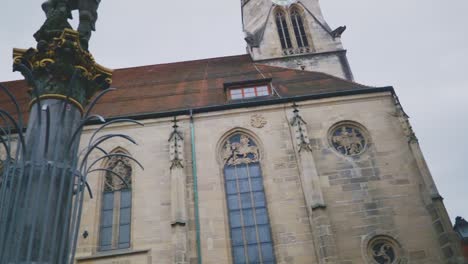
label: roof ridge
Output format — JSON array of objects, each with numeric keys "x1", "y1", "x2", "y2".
[
  {"x1": 114, "y1": 54, "x2": 251, "y2": 72},
  {"x1": 254, "y1": 62, "x2": 378, "y2": 88}
]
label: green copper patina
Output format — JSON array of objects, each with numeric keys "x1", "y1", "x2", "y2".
[{"x1": 13, "y1": 0, "x2": 111, "y2": 112}]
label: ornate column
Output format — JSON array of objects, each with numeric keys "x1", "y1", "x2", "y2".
[
  {"x1": 169, "y1": 117, "x2": 188, "y2": 264},
  {"x1": 393, "y1": 96, "x2": 464, "y2": 263},
  {"x1": 0, "y1": 3, "x2": 142, "y2": 263},
  {"x1": 288, "y1": 103, "x2": 338, "y2": 264}
]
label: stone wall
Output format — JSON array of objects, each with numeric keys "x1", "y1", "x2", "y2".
[{"x1": 72, "y1": 92, "x2": 461, "y2": 263}]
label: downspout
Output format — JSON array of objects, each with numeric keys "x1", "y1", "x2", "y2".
[{"x1": 190, "y1": 109, "x2": 202, "y2": 264}]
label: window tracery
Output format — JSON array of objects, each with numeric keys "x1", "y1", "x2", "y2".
[
  {"x1": 367, "y1": 236, "x2": 401, "y2": 264},
  {"x1": 329, "y1": 123, "x2": 367, "y2": 156}
]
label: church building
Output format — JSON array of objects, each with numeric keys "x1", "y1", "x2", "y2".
[{"x1": 0, "y1": 0, "x2": 464, "y2": 263}]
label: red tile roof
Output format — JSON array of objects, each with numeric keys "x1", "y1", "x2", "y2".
[{"x1": 0, "y1": 54, "x2": 378, "y2": 121}]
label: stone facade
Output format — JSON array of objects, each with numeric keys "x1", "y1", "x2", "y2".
[{"x1": 73, "y1": 92, "x2": 463, "y2": 263}]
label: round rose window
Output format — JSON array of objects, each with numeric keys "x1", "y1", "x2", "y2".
[{"x1": 330, "y1": 124, "x2": 367, "y2": 156}]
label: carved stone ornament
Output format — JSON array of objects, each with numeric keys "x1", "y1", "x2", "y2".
[
  {"x1": 169, "y1": 117, "x2": 184, "y2": 170},
  {"x1": 251, "y1": 114, "x2": 267, "y2": 128},
  {"x1": 290, "y1": 105, "x2": 313, "y2": 152},
  {"x1": 104, "y1": 155, "x2": 133, "y2": 192},
  {"x1": 330, "y1": 124, "x2": 367, "y2": 156},
  {"x1": 367, "y1": 236, "x2": 401, "y2": 264},
  {"x1": 222, "y1": 134, "x2": 259, "y2": 166}
]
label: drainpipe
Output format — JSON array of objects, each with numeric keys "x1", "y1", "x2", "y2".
[{"x1": 190, "y1": 109, "x2": 202, "y2": 264}]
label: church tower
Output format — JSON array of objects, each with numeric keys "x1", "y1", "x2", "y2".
[{"x1": 242, "y1": 0, "x2": 354, "y2": 80}]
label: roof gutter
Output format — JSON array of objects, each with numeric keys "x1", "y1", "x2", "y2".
[
  {"x1": 91, "y1": 86, "x2": 394, "y2": 124},
  {"x1": 1, "y1": 86, "x2": 394, "y2": 134}
]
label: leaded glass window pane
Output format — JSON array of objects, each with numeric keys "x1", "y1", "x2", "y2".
[
  {"x1": 245, "y1": 227, "x2": 258, "y2": 244},
  {"x1": 241, "y1": 193, "x2": 253, "y2": 209},
  {"x1": 261, "y1": 243, "x2": 275, "y2": 262},
  {"x1": 253, "y1": 192, "x2": 265, "y2": 207},
  {"x1": 120, "y1": 190, "x2": 132, "y2": 208},
  {"x1": 102, "y1": 192, "x2": 114, "y2": 210},
  {"x1": 101, "y1": 210, "x2": 113, "y2": 226},
  {"x1": 233, "y1": 246, "x2": 247, "y2": 263},
  {"x1": 230, "y1": 210, "x2": 242, "y2": 228},
  {"x1": 118, "y1": 224, "x2": 131, "y2": 248},
  {"x1": 247, "y1": 244, "x2": 260, "y2": 262},
  {"x1": 258, "y1": 225, "x2": 271, "y2": 243},
  {"x1": 223, "y1": 134, "x2": 276, "y2": 264},
  {"x1": 239, "y1": 179, "x2": 250, "y2": 193},
  {"x1": 99, "y1": 227, "x2": 112, "y2": 250},
  {"x1": 243, "y1": 209, "x2": 255, "y2": 226},
  {"x1": 232, "y1": 228, "x2": 244, "y2": 246},
  {"x1": 228, "y1": 194, "x2": 240, "y2": 210}
]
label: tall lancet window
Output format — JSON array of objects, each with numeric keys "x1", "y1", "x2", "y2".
[
  {"x1": 290, "y1": 8, "x2": 309, "y2": 48},
  {"x1": 99, "y1": 151, "x2": 133, "y2": 251},
  {"x1": 275, "y1": 10, "x2": 292, "y2": 50},
  {"x1": 222, "y1": 134, "x2": 276, "y2": 264}
]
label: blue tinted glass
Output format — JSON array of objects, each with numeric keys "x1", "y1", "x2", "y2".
[
  {"x1": 230, "y1": 210, "x2": 242, "y2": 228},
  {"x1": 258, "y1": 225, "x2": 271, "y2": 243},
  {"x1": 118, "y1": 242, "x2": 130, "y2": 249},
  {"x1": 118, "y1": 224, "x2": 130, "y2": 245},
  {"x1": 238, "y1": 179, "x2": 250, "y2": 193},
  {"x1": 241, "y1": 193, "x2": 252, "y2": 209},
  {"x1": 231, "y1": 228, "x2": 244, "y2": 246},
  {"x1": 120, "y1": 207, "x2": 131, "y2": 224},
  {"x1": 227, "y1": 194, "x2": 239, "y2": 210},
  {"x1": 233, "y1": 245, "x2": 246, "y2": 264},
  {"x1": 103, "y1": 192, "x2": 114, "y2": 210},
  {"x1": 237, "y1": 164, "x2": 248, "y2": 179},
  {"x1": 223, "y1": 143, "x2": 275, "y2": 264},
  {"x1": 99, "y1": 226, "x2": 112, "y2": 247},
  {"x1": 120, "y1": 190, "x2": 132, "y2": 208},
  {"x1": 261, "y1": 243, "x2": 275, "y2": 261},
  {"x1": 248, "y1": 163, "x2": 261, "y2": 178},
  {"x1": 226, "y1": 180, "x2": 237, "y2": 194},
  {"x1": 225, "y1": 167, "x2": 236, "y2": 180},
  {"x1": 251, "y1": 178, "x2": 263, "y2": 191},
  {"x1": 245, "y1": 226, "x2": 257, "y2": 244},
  {"x1": 256, "y1": 208, "x2": 268, "y2": 225},
  {"x1": 247, "y1": 244, "x2": 260, "y2": 263},
  {"x1": 101, "y1": 210, "x2": 113, "y2": 227},
  {"x1": 242, "y1": 209, "x2": 255, "y2": 226},
  {"x1": 253, "y1": 192, "x2": 265, "y2": 208}
]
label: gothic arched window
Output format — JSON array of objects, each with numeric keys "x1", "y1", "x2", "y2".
[
  {"x1": 99, "y1": 151, "x2": 133, "y2": 251},
  {"x1": 290, "y1": 8, "x2": 309, "y2": 48},
  {"x1": 275, "y1": 10, "x2": 292, "y2": 50},
  {"x1": 222, "y1": 134, "x2": 276, "y2": 264}
]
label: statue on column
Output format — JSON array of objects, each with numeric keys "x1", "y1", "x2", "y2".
[{"x1": 37, "y1": 0, "x2": 101, "y2": 50}]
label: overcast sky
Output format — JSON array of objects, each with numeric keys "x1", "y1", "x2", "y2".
[{"x1": 0, "y1": 0, "x2": 467, "y2": 221}]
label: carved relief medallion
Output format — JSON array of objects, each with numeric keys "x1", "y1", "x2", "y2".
[
  {"x1": 251, "y1": 114, "x2": 267, "y2": 128},
  {"x1": 222, "y1": 134, "x2": 259, "y2": 165},
  {"x1": 367, "y1": 236, "x2": 401, "y2": 264},
  {"x1": 330, "y1": 124, "x2": 367, "y2": 156}
]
